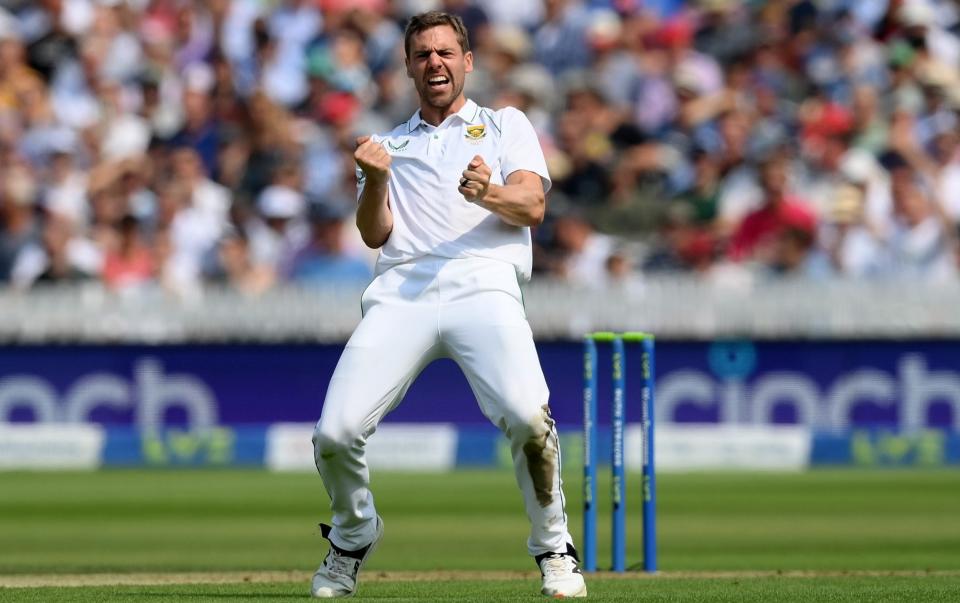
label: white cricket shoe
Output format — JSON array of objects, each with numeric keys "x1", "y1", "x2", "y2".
[
  {"x1": 311, "y1": 516, "x2": 384, "y2": 598},
  {"x1": 537, "y1": 544, "x2": 588, "y2": 598}
]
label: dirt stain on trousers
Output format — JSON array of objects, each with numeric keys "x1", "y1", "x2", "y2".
[{"x1": 522, "y1": 405, "x2": 558, "y2": 507}]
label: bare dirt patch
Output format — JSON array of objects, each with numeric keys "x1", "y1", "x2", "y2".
[{"x1": 2, "y1": 569, "x2": 959, "y2": 588}]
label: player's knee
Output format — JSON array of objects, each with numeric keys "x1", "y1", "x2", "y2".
[
  {"x1": 504, "y1": 404, "x2": 554, "y2": 443},
  {"x1": 312, "y1": 424, "x2": 354, "y2": 460}
]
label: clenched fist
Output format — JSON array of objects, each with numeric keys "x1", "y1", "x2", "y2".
[
  {"x1": 458, "y1": 155, "x2": 492, "y2": 203},
  {"x1": 355, "y1": 136, "x2": 391, "y2": 183}
]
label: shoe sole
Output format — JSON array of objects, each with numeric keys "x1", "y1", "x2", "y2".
[{"x1": 542, "y1": 584, "x2": 588, "y2": 598}]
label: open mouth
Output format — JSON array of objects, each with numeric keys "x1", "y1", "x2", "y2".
[{"x1": 427, "y1": 75, "x2": 450, "y2": 89}]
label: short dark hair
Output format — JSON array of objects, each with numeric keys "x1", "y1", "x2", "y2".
[{"x1": 404, "y1": 11, "x2": 470, "y2": 58}]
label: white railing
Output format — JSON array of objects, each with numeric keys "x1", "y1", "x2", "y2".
[
  {"x1": 522, "y1": 277, "x2": 960, "y2": 340},
  {"x1": 1, "y1": 278, "x2": 959, "y2": 342}
]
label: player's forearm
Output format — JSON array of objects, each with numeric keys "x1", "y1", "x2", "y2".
[
  {"x1": 474, "y1": 183, "x2": 545, "y2": 227},
  {"x1": 356, "y1": 178, "x2": 393, "y2": 248}
]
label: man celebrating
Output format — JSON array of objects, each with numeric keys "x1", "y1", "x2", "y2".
[{"x1": 310, "y1": 11, "x2": 586, "y2": 599}]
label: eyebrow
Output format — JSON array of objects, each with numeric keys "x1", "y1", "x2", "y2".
[{"x1": 412, "y1": 45, "x2": 455, "y2": 55}]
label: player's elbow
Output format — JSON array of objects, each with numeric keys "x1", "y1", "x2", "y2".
[
  {"x1": 527, "y1": 193, "x2": 546, "y2": 226},
  {"x1": 357, "y1": 221, "x2": 390, "y2": 249},
  {"x1": 360, "y1": 230, "x2": 390, "y2": 249}
]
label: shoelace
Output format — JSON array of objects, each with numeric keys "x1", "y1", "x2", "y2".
[
  {"x1": 541, "y1": 555, "x2": 574, "y2": 576},
  {"x1": 324, "y1": 550, "x2": 360, "y2": 578}
]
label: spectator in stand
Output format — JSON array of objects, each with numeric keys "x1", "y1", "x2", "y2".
[
  {"x1": 2, "y1": 35, "x2": 54, "y2": 161},
  {"x1": 11, "y1": 209, "x2": 101, "y2": 289},
  {"x1": 482, "y1": 25, "x2": 532, "y2": 97},
  {"x1": 892, "y1": 0, "x2": 960, "y2": 69},
  {"x1": 102, "y1": 215, "x2": 155, "y2": 293},
  {"x1": 551, "y1": 77, "x2": 617, "y2": 208},
  {"x1": 168, "y1": 63, "x2": 221, "y2": 175},
  {"x1": 39, "y1": 139, "x2": 88, "y2": 227},
  {"x1": 819, "y1": 181, "x2": 887, "y2": 278},
  {"x1": 232, "y1": 90, "x2": 301, "y2": 203},
  {"x1": 694, "y1": 0, "x2": 760, "y2": 67},
  {"x1": 885, "y1": 173, "x2": 957, "y2": 280},
  {"x1": 532, "y1": 0, "x2": 592, "y2": 76},
  {"x1": 659, "y1": 14, "x2": 724, "y2": 100},
  {"x1": 930, "y1": 121, "x2": 960, "y2": 223},
  {"x1": 160, "y1": 148, "x2": 230, "y2": 297},
  {"x1": 485, "y1": 0, "x2": 544, "y2": 31},
  {"x1": 729, "y1": 153, "x2": 817, "y2": 263},
  {"x1": 850, "y1": 84, "x2": 889, "y2": 154},
  {"x1": 0, "y1": 162, "x2": 41, "y2": 282},
  {"x1": 550, "y1": 211, "x2": 617, "y2": 288},
  {"x1": 765, "y1": 225, "x2": 833, "y2": 279},
  {"x1": 208, "y1": 227, "x2": 274, "y2": 296},
  {"x1": 91, "y1": 2, "x2": 143, "y2": 83},
  {"x1": 584, "y1": 10, "x2": 639, "y2": 111},
  {"x1": 95, "y1": 78, "x2": 151, "y2": 163},
  {"x1": 653, "y1": 147, "x2": 724, "y2": 271},
  {"x1": 442, "y1": 0, "x2": 491, "y2": 51},
  {"x1": 246, "y1": 181, "x2": 308, "y2": 279},
  {"x1": 170, "y1": 145, "x2": 231, "y2": 226},
  {"x1": 629, "y1": 20, "x2": 679, "y2": 137},
  {"x1": 287, "y1": 203, "x2": 372, "y2": 287},
  {"x1": 799, "y1": 101, "x2": 894, "y2": 234},
  {"x1": 267, "y1": 0, "x2": 323, "y2": 90}
]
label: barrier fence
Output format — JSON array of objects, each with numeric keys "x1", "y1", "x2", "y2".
[{"x1": 3, "y1": 279, "x2": 960, "y2": 342}]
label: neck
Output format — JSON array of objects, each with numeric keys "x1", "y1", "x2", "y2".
[
  {"x1": 420, "y1": 96, "x2": 467, "y2": 126},
  {"x1": 5, "y1": 210, "x2": 30, "y2": 231}
]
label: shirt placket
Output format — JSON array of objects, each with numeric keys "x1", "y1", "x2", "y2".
[{"x1": 425, "y1": 124, "x2": 443, "y2": 159}]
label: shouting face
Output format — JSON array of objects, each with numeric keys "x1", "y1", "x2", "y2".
[{"x1": 405, "y1": 25, "x2": 473, "y2": 124}]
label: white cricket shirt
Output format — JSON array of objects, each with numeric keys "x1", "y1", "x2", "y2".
[{"x1": 358, "y1": 99, "x2": 551, "y2": 281}]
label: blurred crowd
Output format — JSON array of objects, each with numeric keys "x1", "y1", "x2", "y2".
[{"x1": 1, "y1": 0, "x2": 960, "y2": 297}]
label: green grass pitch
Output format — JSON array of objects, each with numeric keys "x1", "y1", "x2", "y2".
[{"x1": 1, "y1": 469, "x2": 959, "y2": 601}]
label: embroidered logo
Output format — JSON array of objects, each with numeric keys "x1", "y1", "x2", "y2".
[
  {"x1": 464, "y1": 125, "x2": 486, "y2": 141},
  {"x1": 387, "y1": 139, "x2": 410, "y2": 152}
]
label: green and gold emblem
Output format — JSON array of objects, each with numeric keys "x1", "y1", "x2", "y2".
[{"x1": 464, "y1": 125, "x2": 486, "y2": 140}]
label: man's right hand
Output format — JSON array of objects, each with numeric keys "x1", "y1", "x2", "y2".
[{"x1": 355, "y1": 136, "x2": 391, "y2": 183}]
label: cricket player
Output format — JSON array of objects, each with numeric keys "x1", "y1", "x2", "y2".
[{"x1": 310, "y1": 11, "x2": 586, "y2": 599}]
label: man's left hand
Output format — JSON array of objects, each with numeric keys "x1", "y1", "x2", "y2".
[{"x1": 459, "y1": 155, "x2": 492, "y2": 203}]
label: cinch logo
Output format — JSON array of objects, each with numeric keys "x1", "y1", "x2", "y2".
[
  {"x1": 387, "y1": 139, "x2": 409, "y2": 151},
  {"x1": 657, "y1": 351, "x2": 960, "y2": 431},
  {"x1": 0, "y1": 358, "x2": 218, "y2": 433}
]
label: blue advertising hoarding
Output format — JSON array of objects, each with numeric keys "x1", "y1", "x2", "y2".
[
  {"x1": 2, "y1": 340, "x2": 960, "y2": 469},
  {"x1": 2, "y1": 341, "x2": 958, "y2": 432}
]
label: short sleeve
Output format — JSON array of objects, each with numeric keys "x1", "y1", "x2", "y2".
[{"x1": 499, "y1": 107, "x2": 551, "y2": 193}]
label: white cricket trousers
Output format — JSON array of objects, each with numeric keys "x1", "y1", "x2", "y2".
[{"x1": 313, "y1": 256, "x2": 574, "y2": 557}]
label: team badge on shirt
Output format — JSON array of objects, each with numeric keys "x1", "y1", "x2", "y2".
[
  {"x1": 464, "y1": 125, "x2": 486, "y2": 142},
  {"x1": 387, "y1": 139, "x2": 409, "y2": 152}
]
